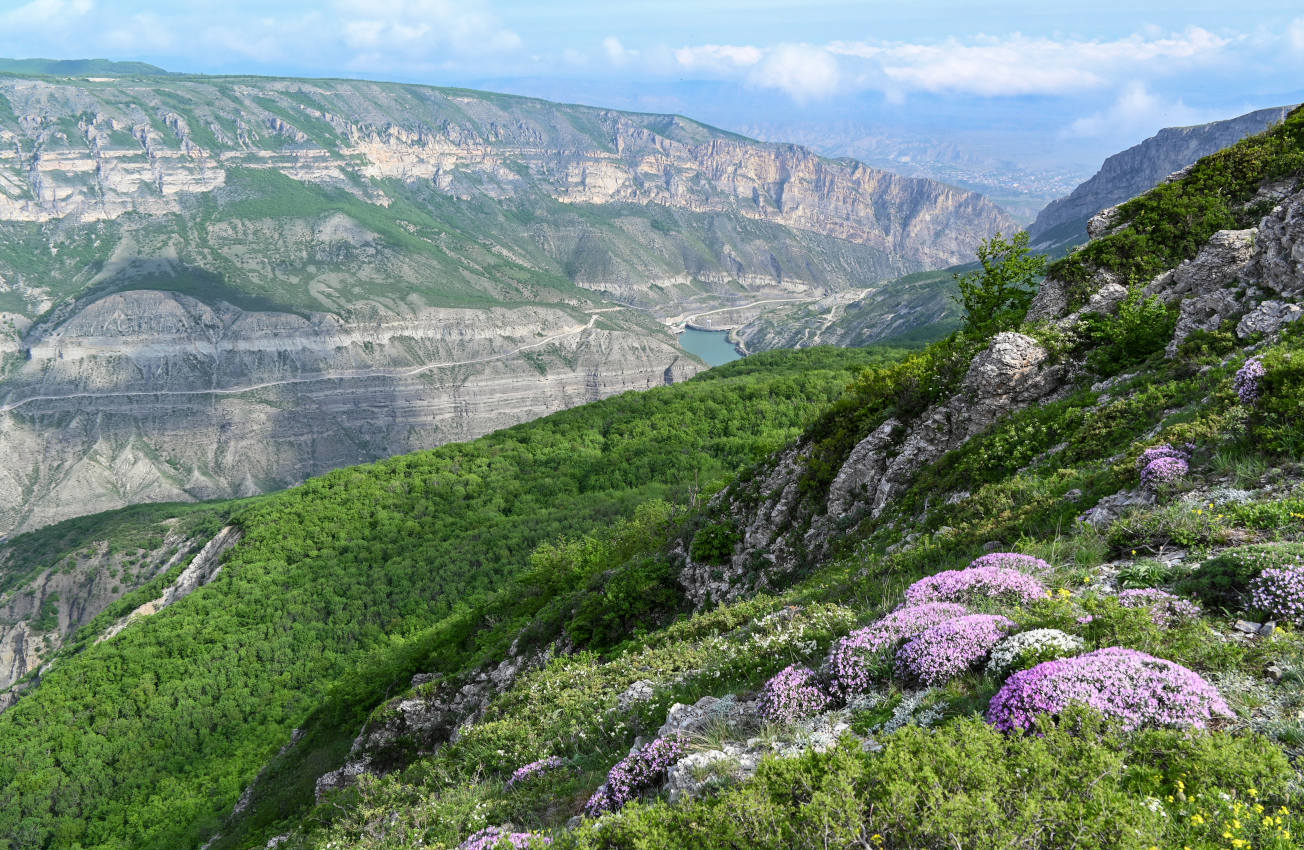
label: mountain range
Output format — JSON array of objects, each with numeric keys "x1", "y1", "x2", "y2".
[{"x1": 0, "y1": 71, "x2": 1017, "y2": 538}]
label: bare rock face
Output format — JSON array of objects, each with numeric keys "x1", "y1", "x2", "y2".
[
  {"x1": 1030, "y1": 105, "x2": 1295, "y2": 251},
  {"x1": 681, "y1": 333, "x2": 1062, "y2": 606},
  {"x1": 0, "y1": 523, "x2": 204, "y2": 696},
  {"x1": 1252, "y1": 188, "x2": 1304, "y2": 299},
  {"x1": 1143, "y1": 228, "x2": 1258, "y2": 355},
  {"x1": 0, "y1": 291, "x2": 697, "y2": 536},
  {"x1": 315, "y1": 653, "x2": 539, "y2": 801}
]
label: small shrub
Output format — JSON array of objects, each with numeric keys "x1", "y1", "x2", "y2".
[
  {"x1": 986, "y1": 647, "x2": 1233, "y2": 733},
  {"x1": 895, "y1": 614, "x2": 1016, "y2": 686},
  {"x1": 1249, "y1": 567, "x2": 1304, "y2": 626},
  {"x1": 758, "y1": 665, "x2": 830, "y2": 723},
  {"x1": 985, "y1": 628, "x2": 1085, "y2": 678},
  {"x1": 1080, "y1": 288, "x2": 1178, "y2": 376},
  {"x1": 904, "y1": 567, "x2": 1046, "y2": 608},
  {"x1": 1116, "y1": 588, "x2": 1201, "y2": 627},
  {"x1": 1115, "y1": 558, "x2": 1180, "y2": 589},
  {"x1": 689, "y1": 521, "x2": 740, "y2": 565},
  {"x1": 585, "y1": 735, "x2": 686, "y2": 815},
  {"x1": 1176, "y1": 544, "x2": 1304, "y2": 609},
  {"x1": 825, "y1": 603, "x2": 969, "y2": 698}
]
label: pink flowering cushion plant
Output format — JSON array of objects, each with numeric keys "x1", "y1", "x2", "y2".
[
  {"x1": 1249, "y1": 566, "x2": 1304, "y2": 627},
  {"x1": 1135, "y1": 443, "x2": 1192, "y2": 471},
  {"x1": 459, "y1": 827, "x2": 552, "y2": 849},
  {"x1": 894, "y1": 614, "x2": 1016, "y2": 686},
  {"x1": 758, "y1": 664, "x2": 830, "y2": 723},
  {"x1": 1140, "y1": 456, "x2": 1188, "y2": 488},
  {"x1": 506, "y1": 756, "x2": 566, "y2": 790},
  {"x1": 584, "y1": 734, "x2": 686, "y2": 815},
  {"x1": 904, "y1": 567, "x2": 1047, "y2": 607},
  {"x1": 986, "y1": 647, "x2": 1233, "y2": 733},
  {"x1": 1117, "y1": 588, "x2": 1201, "y2": 627},
  {"x1": 966, "y1": 552, "x2": 1052, "y2": 574},
  {"x1": 825, "y1": 603, "x2": 969, "y2": 698},
  {"x1": 1234, "y1": 356, "x2": 1266, "y2": 403}
]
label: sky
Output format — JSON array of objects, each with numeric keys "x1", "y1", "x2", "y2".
[{"x1": 2, "y1": 0, "x2": 1302, "y2": 202}]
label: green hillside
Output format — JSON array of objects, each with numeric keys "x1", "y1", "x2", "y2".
[{"x1": 0, "y1": 345, "x2": 903, "y2": 849}]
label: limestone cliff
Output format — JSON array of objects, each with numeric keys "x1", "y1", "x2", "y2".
[{"x1": 0, "y1": 74, "x2": 1017, "y2": 533}]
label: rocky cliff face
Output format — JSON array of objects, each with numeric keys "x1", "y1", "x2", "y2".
[
  {"x1": 683, "y1": 174, "x2": 1304, "y2": 607},
  {"x1": 0, "y1": 75, "x2": 1016, "y2": 533},
  {"x1": 1029, "y1": 105, "x2": 1296, "y2": 252},
  {"x1": 0, "y1": 290, "x2": 695, "y2": 535},
  {"x1": 0, "y1": 520, "x2": 203, "y2": 693}
]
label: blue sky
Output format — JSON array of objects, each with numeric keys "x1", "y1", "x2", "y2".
[{"x1": 1, "y1": 0, "x2": 1302, "y2": 182}]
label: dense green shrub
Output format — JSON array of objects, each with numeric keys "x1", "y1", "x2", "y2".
[
  {"x1": 1078, "y1": 288, "x2": 1177, "y2": 376},
  {"x1": 689, "y1": 521, "x2": 740, "y2": 565},
  {"x1": 563, "y1": 711, "x2": 1300, "y2": 850},
  {"x1": 1177, "y1": 544, "x2": 1304, "y2": 609}
]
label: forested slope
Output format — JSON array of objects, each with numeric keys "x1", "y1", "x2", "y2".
[{"x1": 0, "y1": 346, "x2": 904, "y2": 849}]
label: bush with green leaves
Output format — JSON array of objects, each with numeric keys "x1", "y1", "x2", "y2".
[
  {"x1": 952, "y1": 231, "x2": 1046, "y2": 337},
  {"x1": 1078, "y1": 288, "x2": 1178, "y2": 376},
  {"x1": 1176, "y1": 544, "x2": 1304, "y2": 610}
]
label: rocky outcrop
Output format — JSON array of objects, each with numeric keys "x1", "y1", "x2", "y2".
[
  {"x1": 315, "y1": 652, "x2": 540, "y2": 801},
  {"x1": 97, "y1": 526, "x2": 242, "y2": 643},
  {"x1": 1030, "y1": 105, "x2": 1296, "y2": 252},
  {"x1": 681, "y1": 332, "x2": 1064, "y2": 606},
  {"x1": 0, "y1": 522, "x2": 203, "y2": 695}
]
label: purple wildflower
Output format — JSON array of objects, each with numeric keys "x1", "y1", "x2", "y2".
[
  {"x1": 506, "y1": 756, "x2": 566, "y2": 790},
  {"x1": 1140, "y1": 456, "x2": 1189, "y2": 488},
  {"x1": 1234, "y1": 357, "x2": 1266, "y2": 404},
  {"x1": 967, "y1": 552, "x2": 1053, "y2": 574},
  {"x1": 1135, "y1": 443, "x2": 1193, "y2": 472},
  {"x1": 758, "y1": 664, "x2": 830, "y2": 723},
  {"x1": 986, "y1": 647, "x2": 1233, "y2": 733},
  {"x1": 894, "y1": 614, "x2": 1016, "y2": 686},
  {"x1": 458, "y1": 827, "x2": 552, "y2": 849},
  {"x1": 904, "y1": 567, "x2": 1047, "y2": 607},
  {"x1": 1249, "y1": 566, "x2": 1304, "y2": 627},
  {"x1": 1117, "y1": 588, "x2": 1201, "y2": 627},
  {"x1": 825, "y1": 603, "x2": 969, "y2": 698},
  {"x1": 584, "y1": 735, "x2": 686, "y2": 815}
]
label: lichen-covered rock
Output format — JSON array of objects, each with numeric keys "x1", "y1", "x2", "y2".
[
  {"x1": 1078, "y1": 489, "x2": 1158, "y2": 528},
  {"x1": 1252, "y1": 188, "x2": 1304, "y2": 298},
  {"x1": 1237, "y1": 300, "x2": 1304, "y2": 339}
]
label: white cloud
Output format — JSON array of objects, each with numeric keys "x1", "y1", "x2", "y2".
[
  {"x1": 655, "y1": 27, "x2": 1236, "y2": 103},
  {"x1": 103, "y1": 12, "x2": 175, "y2": 52},
  {"x1": 673, "y1": 44, "x2": 763, "y2": 73},
  {"x1": 335, "y1": 0, "x2": 521, "y2": 67},
  {"x1": 1288, "y1": 18, "x2": 1304, "y2": 53},
  {"x1": 603, "y1": 36, "x2": 636, "y2": 66},
  {"x1": 1066, "y1": 81, "x2": 1218, "y2": 139},
  {"x1": 0, "y1": 0, "x2": 93, "y2": 29},
  {"x1": 829, "y1": 28, "x2": 1230, "y2": 96},
  {"x1": 747, "y1": 44, "x2": 841, "y2": 102}
]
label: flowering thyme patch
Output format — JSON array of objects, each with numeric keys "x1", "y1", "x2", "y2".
[
  {"x1": 458, "y1": 827, "x2": 552, "y2": 849},
  {"x1": 825, "y1": 603, "x2": 969, "y2": 698},
  {"x1": 758, "y1": 664, "x2": 830, "y2": 723},
  {"x1": 986, "y1": 647, "x2": 1233, "y2": 733},
  {"x1": 894, "y1": 614, "x2": 1016, "y2": 686},
  {"x1": 904, "y1": 567, "x2": 1047, "y2": 607},
  {"x1": 505, "y1": 756, "x2": 566, "y2": 790},
  {"x1": 584, "y1": 734, "x2": 686, "y2": 815},
  {"x1": 1117, "y1": 588, "x2": 1201, "y2": 627},
  {"x1": 1234, "y1": 356, "x2": 1266, "y2": 403},
  {"x1": 1249, "y1": 566, "x2": 1304, "y2": 626}
]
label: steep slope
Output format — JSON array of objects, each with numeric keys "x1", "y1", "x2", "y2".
[
  {"x1": 195, "y1": 105, "x2": 1304, "y2": 850},
  {"x1": 0, "y1": 346, "x2": 904, "y2": 850},
  {"x1": 0, "y1": 73, "x2": 1016, "y2": 536},
  {"x1": 1029, "y1": 104, "x2": 1296, "y2": 253}
]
